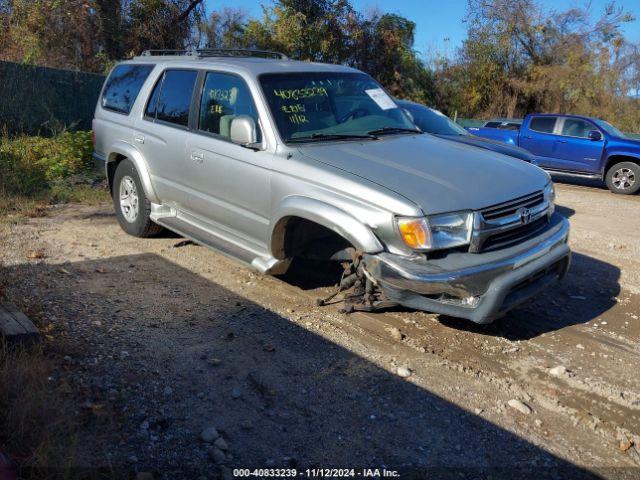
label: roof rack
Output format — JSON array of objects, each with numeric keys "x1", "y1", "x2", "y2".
[{"x1": 140, "y1": 48, "x2": 289, "y2": 60}]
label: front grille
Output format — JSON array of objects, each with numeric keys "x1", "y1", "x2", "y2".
[
  {"x1": 481, "y1": 217, "x2": 548, "y2": 251},
  {"x1": 481, "y1": 191, "x2": 544, "y2": 221},
  {"x1": 471, "y1": 190, "x2": 549, "y2": 252}
]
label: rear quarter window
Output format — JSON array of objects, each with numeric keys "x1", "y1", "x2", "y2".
[{"x1": 101, "y1": 64, "x2": 154, "y2": 114}]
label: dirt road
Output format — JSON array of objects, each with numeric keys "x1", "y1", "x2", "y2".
[{"x1": 1, "y1": 181, "x2": 639, "y2": 479}]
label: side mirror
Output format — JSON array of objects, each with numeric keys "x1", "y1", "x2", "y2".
[
  {"x1": 587, "y1": 130, "x2": 602, "y2": 141},
  {"x1": 230, "y1": 115, "x2": 261, "y2": 149}
]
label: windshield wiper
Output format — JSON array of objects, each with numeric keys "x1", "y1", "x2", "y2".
[
  {"x1": 367, "y1": 127, "x2": 422, "y2": 136},
  {"x1": 288, "y1": 133, "x2": 378, "y2": 143}
]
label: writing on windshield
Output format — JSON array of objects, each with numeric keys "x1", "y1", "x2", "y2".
[{"x1": 260, "y1": 72, "x2": 416, "y2": 142}]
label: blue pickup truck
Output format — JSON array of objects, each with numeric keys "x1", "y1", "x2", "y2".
[{"x1": 466, "y1": 114, "x2": 640, "y2": 194}]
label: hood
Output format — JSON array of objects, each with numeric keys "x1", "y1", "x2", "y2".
[
  {"x1": 297, "y1": 134, "x2": 550, "y2": 215},
  {"x1": 437, "y1": 134, "x2": 534, "y2": 162}
]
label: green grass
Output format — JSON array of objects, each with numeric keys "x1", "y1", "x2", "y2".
[{"x1": 0, "y1": 131, "x2": 109, "y2": 218}]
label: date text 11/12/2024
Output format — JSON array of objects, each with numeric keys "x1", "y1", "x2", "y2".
[{"x1": 232, "y1": 468, "x2": 401, "y2": 477}]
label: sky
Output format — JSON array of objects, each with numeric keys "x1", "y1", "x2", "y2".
[{"x1": 204, "y1": 0, "x2": 640, "y2": 59}]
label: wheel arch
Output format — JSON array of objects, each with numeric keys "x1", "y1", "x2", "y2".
[
  {"x1": 603, "y1": 153, "x2": 640, "y2": 176},
  {"x1": 106, "y1": 141, "x2": 159, "y2": 203},
  {"x1": 269, "y1": 196, "x2": 384, "y2": 260}
]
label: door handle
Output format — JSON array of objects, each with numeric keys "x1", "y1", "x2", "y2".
[
  {"x1": 556, "y1": 139, "x2": 568, "y2": 144},
  {"x1": 190, "y1": 151, "x2": 204, "y2": 163},
  {"x1": 134, "y1": 134, "x2": 145, "y2": 144}
]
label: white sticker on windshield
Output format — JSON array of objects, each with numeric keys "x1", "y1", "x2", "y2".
[{"x1": 365, "y1": 88, "x2": 397, "y2": 110}]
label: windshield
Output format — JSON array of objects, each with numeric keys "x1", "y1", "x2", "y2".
[
  {"x1": 260, "y1": 72, "x2": 417, "y2": 142},
  {"x1": 401, "y1": 103, "x2": 468, "y2": 135},
  {"x1": 593, "y1": 119, "x2": 625, "y2": 138}
]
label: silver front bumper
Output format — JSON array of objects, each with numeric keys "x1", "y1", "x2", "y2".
[{"x1": 365, "y1": 214, "x2": 571, "y2": 323}]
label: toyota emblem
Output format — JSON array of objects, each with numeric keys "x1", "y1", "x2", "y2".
[{"x1": 518, "y1": 207, "x2": 532, "y2": 225}]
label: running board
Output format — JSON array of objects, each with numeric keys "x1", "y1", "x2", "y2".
[
  {"x1": 546, "y1": 169, "x2": 602, "y2": 180},
  {"x1": 155, "y1": 215, "x2": 289, "y2": 274}
]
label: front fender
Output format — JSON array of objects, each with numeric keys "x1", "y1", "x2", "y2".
[
  {"x1": 269, "y1": 196, "x2": 384, "y2": 258},
  {"x1": 603, "y1": 148, "x2": 640, "y2": 172},
  {"x1": 107, "y1": 141, "x2": 159, "y2": 204}
]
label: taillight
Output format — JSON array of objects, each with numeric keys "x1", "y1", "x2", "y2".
[{"x1": 91, "y1": 130, "x2": 96, "y2": 148}]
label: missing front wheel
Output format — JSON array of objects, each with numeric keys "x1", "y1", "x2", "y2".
[{"x1": 316, "y1": 252, "x2": 396, "y2": 313}]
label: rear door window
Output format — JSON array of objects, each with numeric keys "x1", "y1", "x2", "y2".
[
  {"x1": 561, "y1": 118, "x2": 595, "y2": 138},
  {"x1": 198, "y1": 72, "x2": 261, "y2": 140},
  {"x1": 148, "y1": 69, "x2": 198, "y2": 127},
  {"x1": 102, "y1": 64, "x2": 154, "y2": 114},
  {"x1": 529, "y1": 116, "x2": 557, "y2": 134}
]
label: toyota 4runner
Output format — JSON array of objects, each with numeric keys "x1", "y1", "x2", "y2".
[{"x1": 93, "y1": 49, "x2": 571, "y2": 324}]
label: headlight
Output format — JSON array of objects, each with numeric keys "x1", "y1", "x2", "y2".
[
  {"x1": 543, "y1": 182, "x2": 555, "y2": 216},
  {"x1": 397, "y1": 211, "x2": 474, "y2": 251}
]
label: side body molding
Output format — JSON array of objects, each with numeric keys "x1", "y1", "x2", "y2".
[
  {"x1": 107, "y1": 141, "x2": 160, "y2": 204},
  {"x1": 269, "y1": 196, "x2": 384, "y2": 259}
]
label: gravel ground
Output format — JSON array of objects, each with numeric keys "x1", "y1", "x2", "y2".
[{"x1": 1, "y1": 180, "x2": 639, "y2": 479}]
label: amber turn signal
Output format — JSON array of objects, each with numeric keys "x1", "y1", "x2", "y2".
[{"x1": 398, "y1": 218, "x2": 430, "y2": 249}]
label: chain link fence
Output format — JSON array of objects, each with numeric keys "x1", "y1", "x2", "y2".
[{"x1": 0, "y1": 61, "x2": 105, "y2": 135}]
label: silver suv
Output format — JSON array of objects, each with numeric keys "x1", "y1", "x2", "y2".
[{"x1": 93, "y1": 49, "x2": 571, "y2": 324}]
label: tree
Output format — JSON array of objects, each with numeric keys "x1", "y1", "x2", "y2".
[
  {"x1": 125, "y1": 0, "x2": 205, "y2": 55},
  {"x1": 205, "y1": 1, "x2": 433, "y2": 102},
  {"x1": 0, "y1": 0, "x2": 205, "y2": 73},
  {"x1": 199, "y1": 8, "x2": 248, "y2": 49},
  {"x1": 438, "y1": 0, "x2": 640, "y2": 130},
  {"x1": 351, "y1": 12, "x2": 435, "y2": 102}
]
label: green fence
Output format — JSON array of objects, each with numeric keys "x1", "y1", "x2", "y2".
[{"x1": 0, "y1": 61, "x2": 105, "y2": 135}]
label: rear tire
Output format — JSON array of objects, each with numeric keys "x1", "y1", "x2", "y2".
[
  {"x1": 112, "y1": 159, "x2": 163, "y2": 237},
  {"x1": 605, "y1": 161, "x2": 640, "y2": 195}
]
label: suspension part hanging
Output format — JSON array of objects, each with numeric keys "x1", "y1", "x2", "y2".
[{"x1": 316, "y1": 252, "x2": 396, "y2": 313}]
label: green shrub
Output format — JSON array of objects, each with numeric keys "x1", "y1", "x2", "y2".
[{"x1": 0, "y1": 131, "x2": 94, "y2": 197}]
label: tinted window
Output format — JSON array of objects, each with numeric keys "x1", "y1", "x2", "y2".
[
  {"x1": 561, "y1": 118, "x2": 595, "y2": 138},
  {"x1": 145, "y1": 75, "x2": 163, "y2": 118},
  {"x1": 102, "y1": 64, "x2": 154, "y2": 114},
  {"x1": 198, "y1": 72, "x2": 260, "y2": 140},
  {"x1": 402, "y1": 104, "x2": 467, "y2": 135},
  {"x1": 155, "y1": 70, "x2": 198, "y2": 127},
  {"x1": 529, "y1": 117, "x2": 557, "y2": 134},
  {"x1": 484, "y1": 121, "x2": 501, "y2": 128}
]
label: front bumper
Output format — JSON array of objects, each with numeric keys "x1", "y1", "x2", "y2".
[{"x1": 364, "y1": 213, "x2": 571, "y2": 324}]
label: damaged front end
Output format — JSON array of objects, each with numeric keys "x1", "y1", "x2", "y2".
[
  {"x1": 320, "y1": 214, "x2": 571, "y2": 324},
  {"x1": 316, "y1": 252, "x2": 396, "y2": 313}
]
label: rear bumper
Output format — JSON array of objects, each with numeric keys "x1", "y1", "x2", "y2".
[{"x1": 364, "y1": 214, "x2": 571, "y2": 324}]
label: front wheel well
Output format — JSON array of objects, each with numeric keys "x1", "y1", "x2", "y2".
[
  {"x1": 604, "y1": 155, "x2": 640, "y2": 175},
  {"x1": 272, "y1": 216, "x2": 355, "y2": 262}
]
